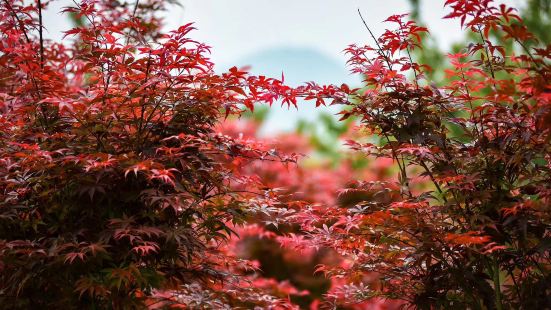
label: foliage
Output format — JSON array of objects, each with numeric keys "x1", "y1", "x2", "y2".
[
  {"x1": 280, "y1": 0, "x2": 551, "y2": 308},
  {"x1": 1, "y1": 0, "x2": 550, "y2": 309},
  {"x1": 0, "y1": 0, "x2": 300, "y2": 308}
]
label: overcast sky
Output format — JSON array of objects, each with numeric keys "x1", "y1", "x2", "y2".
[
  {"x1": 44, "y1": 0, "x2": 521, "y2": 66},
  {"x1": 170, "y1": 0, "x2": 521, "y2": 66}
]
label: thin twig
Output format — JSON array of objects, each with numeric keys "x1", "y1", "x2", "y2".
[
  {"x1": 357, "y1": 9, "x2": 394, "y2": 71},
  {"x1": 37, "y1": 0, "x2": 44, "y2": 69},
  {"x1": 406, "y1": 46, "x2": 418, "y2": 88},
  {"x1": 476, "y1": 26, "x2": 496, "y2": 81}
]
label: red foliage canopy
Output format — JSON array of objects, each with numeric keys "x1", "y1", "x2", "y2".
[{"x1": 0, "y1": 0, "x2": 550, "y2": 309}]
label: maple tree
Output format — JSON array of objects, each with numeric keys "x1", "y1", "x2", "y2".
[
  {"x1": 0, "y1": 0, "x2": 299, "y2": 308},
  {"x1": 275, "y1": 0, "x2": 551, "y2": 308},
  {"x1": 1, "y1": 0, "x2": 550, "y2": 309}
]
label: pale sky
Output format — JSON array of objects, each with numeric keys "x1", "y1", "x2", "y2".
[
  {"x1": 171, "y1": 0, "x2": 457, "y2": 66},
  {"x1": 44, "y1": 0, "x2": 521, "y2": 67},
  {"x1": 168, "y1": 0, "x2": 521, "y2": 66}
]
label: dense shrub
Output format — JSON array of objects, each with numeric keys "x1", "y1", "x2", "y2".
[
  {"x1": 0, "y1": 0, "x2": 298, "y2": 308},
  {"x1": 283, "y1": 1, "x2": 551, "y2": 308}
]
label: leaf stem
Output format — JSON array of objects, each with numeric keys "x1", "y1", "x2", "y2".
[{"x1": 493, "y1": 258, "x2": 503, "y2": 310}]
